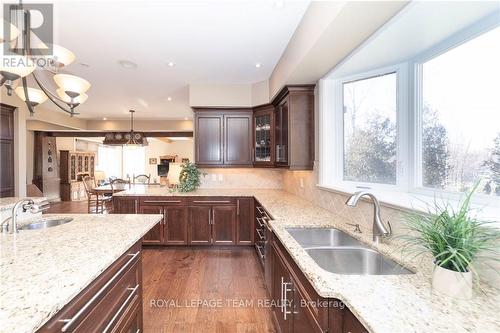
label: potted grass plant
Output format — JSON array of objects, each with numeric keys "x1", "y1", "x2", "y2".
[{"x1": 401, "y1": 185, "x2": 500, "y2": 299}]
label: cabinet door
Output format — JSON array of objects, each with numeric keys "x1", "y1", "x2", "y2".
[
  {"x1": 139, "y1": 205, "x2": 164, "y2": 245},
  {"x1": 212, "y1": 205, "x2": 237, "y2": 245},
  {"x1": 164, "y1": 206, "x2": 188, "y2": 245},
  {"x1": 342, "y1": 309, "x2": 368, "y2": 333},
  {"x1": 253, "y1": 105, "x2": 275, "y2": 167},
  {"x1": 272, "y1": 244, "x2": 293, "y2": 333},
  {"x1": 275, "y1": 99, "x2": 289, "y2": 166},
  {"x1": 195, "y1": 115, "x2": 223, "y2": 165},
  {"x1": 236, "y1": 198, "x2": 254, "y2": 245},
  {"x1": 113, "y1": 198, "x2": 137, "y2": 214},
  {"x1": 291, "y1": 277, "x2": 324, "y2": 333},
  {"x1": 224, "y1": 114, "x2": 252, "y2": 165},
  {"x1": 188, "y1": 206, "x2": 212, "y2": 245}
]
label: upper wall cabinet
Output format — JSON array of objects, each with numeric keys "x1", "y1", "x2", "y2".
[
  {"x1": 193, "y1": 85, "x2": 315, "y2": 170},
  {"x1": 194, "y1": 108, "x2": 253, "y2": 167},
  {"x1": 272, "y1": 85, "x2": 315, "y2": 170}
]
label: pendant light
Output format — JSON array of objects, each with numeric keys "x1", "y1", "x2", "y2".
[{"x1": 125, "y1": 109, "x2": 141, "y2": 146}]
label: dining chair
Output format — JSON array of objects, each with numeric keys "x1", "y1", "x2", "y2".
[
  {"x1": 133, "y1": 174, "x2": 151, "y2": 184},
  {"x1": 82, "y1": 176, "x2": 111, "y2": 214}
]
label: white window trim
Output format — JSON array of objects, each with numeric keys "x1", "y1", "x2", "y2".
[
  {"x1": 318, "y1": 14, "x2": 500, "y2": 217},
  {"x1": 327, "y1": 63, "x2": 408, "y2": 193}
]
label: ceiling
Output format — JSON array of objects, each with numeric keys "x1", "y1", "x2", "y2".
[
  {"x1": 35, "y1": 0, "x2": 310, "y2": 119},
  {"x1": 331, "y1": 1, "x2": 500, "y2": 77}
]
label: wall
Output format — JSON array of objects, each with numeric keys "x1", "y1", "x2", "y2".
[
  {"x1": 144, "y1": 138, "x2": 194, "y2": 180},
  {"x1": 189, "y1": 83, "x2": 253, "y2": 107},
  {"x1": 199, "y1": 168, "x2": 283, "y2": 189},
  {"x1": 86, "y1": 119, "x2": 193, "y2": 131}
]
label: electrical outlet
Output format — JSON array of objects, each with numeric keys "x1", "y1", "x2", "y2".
[
  {"x1": 300, "y1": 178, "x2": 304, "y2": 189},
  {"x1": 218, "y1": 174, "x2": 224, "y2": 182},
  {"x1": 211, "y1": 174, "x2": 217, "y2": 181}
]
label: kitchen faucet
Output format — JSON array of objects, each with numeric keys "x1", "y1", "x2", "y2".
[
  {"x1": 1, "y1": 199, "x2": 50, "y2": 234},
  {"x1": 345, "y1": 191, "x2": 391, "y2": 243}
]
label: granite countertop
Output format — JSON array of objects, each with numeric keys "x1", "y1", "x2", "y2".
[
  {"x1": 0, "y1": 213, "x2": 162, "y2": 333},
  {"x1": 0, "y1": 197, "x2": 48, "y2": 211},
  {"x1": 116, "y1": 187, "x2": 500, "y2": 333}
]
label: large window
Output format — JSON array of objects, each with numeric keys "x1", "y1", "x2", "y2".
[
  {"x1": 96, "y1": 145, "x2": 145, "y2": 179},
  {"x1": 343, "y1": 73, "x2": 397, "y2": 185},
  {"x1": 321, "y1": 22, "x2": 500, "y2": 205},
  {"x1": 421, "y1": 26, "x2": 500, "y2": 196}
]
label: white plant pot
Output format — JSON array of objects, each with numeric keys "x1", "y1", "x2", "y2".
[{"x1": 432, "y1": 264, "x2": 473, "y2": 300}]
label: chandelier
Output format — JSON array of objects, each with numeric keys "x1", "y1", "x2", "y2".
[{"x1": 0, "y1": 3, "x2": 90, "y2": 116}]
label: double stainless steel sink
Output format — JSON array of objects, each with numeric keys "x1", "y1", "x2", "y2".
[{"x1": 286, "y1": 227, "x2": 413, "y2": 275}]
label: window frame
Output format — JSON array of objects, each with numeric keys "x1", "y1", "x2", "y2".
[
  {"x1": 319, "y1": 16, "x2": 500, "y2": 207},
  {"x1": 329, "y1": 63, "x2": 409, "y2": 193}
]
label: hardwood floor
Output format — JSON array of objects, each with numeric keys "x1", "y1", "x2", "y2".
[
  {"x1": 44, "y1": 201, "x2": 276, "y2": 333},
  {"x1": 142, "y1": 247, "x2": 276, "y2": 333}
]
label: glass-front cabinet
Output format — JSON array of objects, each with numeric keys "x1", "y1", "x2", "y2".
[{"x1": 253, "y1": 105, "x2": 275, "y2": 166}]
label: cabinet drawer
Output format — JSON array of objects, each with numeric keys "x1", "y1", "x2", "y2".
[
  {"x1": 38, "y1": 242, "x2": 142, "y2": 333},
  {"x1": 139, "y1": 197, "x2": 186, "y2": 206},
  {"x1": 188, "y1": 197, "x2": 236, "y2": 206}
]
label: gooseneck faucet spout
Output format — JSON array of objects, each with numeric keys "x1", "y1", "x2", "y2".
[{"x1": 345, "y1": 191, "x2": 391, "y2": 243}]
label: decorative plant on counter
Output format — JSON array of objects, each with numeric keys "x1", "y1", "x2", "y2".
[
  {"x1": 178, "y1": 162, "x2": 201, "y2": 192},
  {"x1": 400, "y1": 184, "x2": 500, "y2": 299}
]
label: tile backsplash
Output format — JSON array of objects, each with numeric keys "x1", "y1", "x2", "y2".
[{"x1": 199, "y1": 168, "x2": 284, "y2": 189}]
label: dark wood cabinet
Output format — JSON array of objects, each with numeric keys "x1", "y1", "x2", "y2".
[
  {"x1": 273, "y1": 85, "x2": 315, "y2": 170},
  {"x1": 236, "y1": 198, "x2": 254, "y2": 245},
  {"x1": 224, "y1": 113, "x2": 253, "y2": 165},
  {"x1": 212, "y1": 205, "x2": 237, "y2": 245},
  {"x1": 38, "y1": 241, "x2": 143, "y2": 333},
  {"x1": 194, "y1": 109, "x2": 253, "y2": 167},
  {"x1": 113, "y1": 197, "x2": 138, "y2": 214},
  {"x1": 164, "y1": 206, "x2": 189, "y2": 245},
  {"x1": 253, "y1": 104, "x2": 275, "y2": 167},
  {"x1": 188, "y1": 205, "x2": 212, "y2": 245},
  {"x1": 195, "y1": 114, "x2": 223, "y2": 165},
  {"x1": 138, "y1": 205, "x2": 163, "y2": 245},
  {"x1": 0, "y1": 104, "x2": 15, "y2": 197},
  {"x1": 342, "y1": 309, "x2": 369, "y2": 333},
  {"x1": 272, "y1": 244, "x2": 293, "y2": 333}
]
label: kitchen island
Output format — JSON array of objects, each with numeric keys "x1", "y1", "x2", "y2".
[
  {"x1": 113, "y1": 186, "x2": 500, "y2": 333},
  {"x1": 0, "y1": 213, "x2": 162, "y2": 333}
]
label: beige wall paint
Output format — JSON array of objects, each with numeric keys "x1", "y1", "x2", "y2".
[
  {"x1": 86, "y1": 119, "x2": 193, "y2": 131},
  {"x1": 269, "y1": 1, "x2": 408, "y2": 97},
  {"x1": 144, "y1": 138, "x2": 194, "y2": 179},
  {"x1": 189, "y1": 83, "x2": 253, "y2": 107},
  {"x1": 251, "y1": 80, "x2": 270, "y2": 105}
]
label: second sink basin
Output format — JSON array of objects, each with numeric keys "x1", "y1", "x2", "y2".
[
  {"x1": 286, "y1": 227, "x2": 361, "y2": 248},
  {"x1": 19, "y1": 217, "x2": 73, "y2": 230},
  {"x1": 285, "y1": 227, "x2": 413, "y2": 275},
  {"x1": 306, "y1": 247, "x2": 413, "y2": 275}
]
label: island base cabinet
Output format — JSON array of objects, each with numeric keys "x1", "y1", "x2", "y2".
[
  {"x1": 188, "y1": 206, "x2": 212, "y2": 245},
  {"x1": 37, "y1": 241, "x2": 143, "y2": 333},
  {"x1": 138, "y1": 205, "x2": 164, "y2": 245},
  {"x1": 164, "y1": 206, "x2": 189, "y2": 245}
]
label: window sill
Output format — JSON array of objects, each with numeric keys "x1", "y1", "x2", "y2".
[{"x1": 317, "y1": 184, "x2": 500, "y2": 224}]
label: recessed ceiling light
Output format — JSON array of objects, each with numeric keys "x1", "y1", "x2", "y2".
[
  {"x1": 167, "y1": 97, "x2": 172, "y2": 101},
  {"x1": 103, "y1": 117, "x2": 107, "y2": 120},
  {"x1": 118, "y1": 60, "x2": 138, "y2": 69},
  {"x1": 167, "y1": 62, "x2": 175, "y2": 67},
  {"x1": 255, "y1": 63, "x2": 262, "y2": 68}
]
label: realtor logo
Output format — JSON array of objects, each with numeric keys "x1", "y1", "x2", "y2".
[{"x1": 3, "y1": 3, "x2": 53, "y2": 56}]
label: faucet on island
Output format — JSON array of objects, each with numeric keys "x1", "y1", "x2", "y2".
[
  {"x1": 1, "y1": 199, "x2": 50, "y2": 234},
  {"x1": 345, "y1": 191, "x2": 392, "y2": 243}
]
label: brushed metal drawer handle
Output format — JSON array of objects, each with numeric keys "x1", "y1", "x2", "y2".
[
  {"x1": 256, "y1": 206, "x2": 265, "y2": 214},
  {"x1": 192, "y1": 200, "x2": 231, "y2": 204},
  {"x1": 59, "y1": 251, "x2": 140, "y2": 332},
  {"x1": 255, "y1": 245, "x2": 264, "y2": 260},
  {"x1": 102, "y1": 284, "x2": 139, "y2": 333},
  {"x1": 256, "y1": 217, "x2": 265, "y2": 228},
  {"x1": 143, "y1": 200, "x2": 181, "y2": 204}
]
